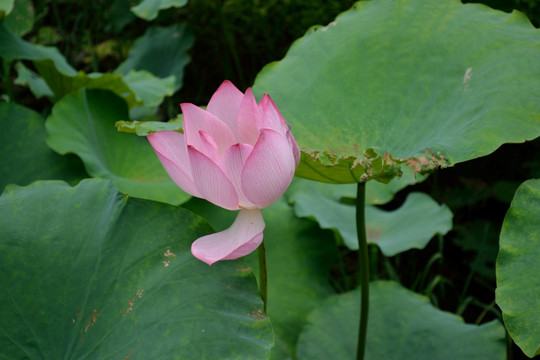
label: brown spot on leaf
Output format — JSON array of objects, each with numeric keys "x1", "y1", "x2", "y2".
[
  {"x1": 463, "y1": 67, "x2": 472, "y2": 91},
  {"x1": 162, "y1": 249, "x2": 176, "y2": 267},
  {"x1": 84, "y1": 309, "x2": 99, "y2": 332},
  {"x1": 125, "y1": 289, "x2": 144, "y2": 314},
  {"x1": 236, "y1": 266, "x2": 252, "y2": 272},
  {"x1": 249, "y1": 307, "x2": 266, "y2": 320},
  {"x1": 406, "y1": 149, "x2": 450, "y2": 174},
  {"x1": 124, "y1": 348, "x2": 134, "y2": 360}
]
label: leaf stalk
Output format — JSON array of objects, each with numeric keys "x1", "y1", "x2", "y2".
[{"x1": 356, "y1": 182, "x2": 369, "y2": 360}]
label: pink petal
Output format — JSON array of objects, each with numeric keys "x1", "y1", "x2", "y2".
[
  {"x1": 237, "y1": 88, "x2": 263, "y2": 145},
  {"x1": 287, "y1": 129, "x2": 301, "y2": 166},
  {"x1": 188, "y1": 145, "x2": 239, "y2": 210},
  {"x1": 191, "y1": 208, "x2": 265, "y2": 265},
  {"x1": 260, "y1": 95, "x2": 288, "y2": 135},
  {"x1": 220, "y1": 143, "x2": 257, "y2": 209},
  {"x1": 206, "y1": 80, "x2": 244, "y2": 135},
  {"x1": 198, "y1": 130, "x2": 220, "y2": 163},
  {"x1": 241, "y1": 129, "x2": 297, "y2": 208},
  {"x1": 181, "y1": 103, "x2": 237, "y2": 154},
  {"x1": 147, "y1": 131, "x2": 201, "y2": 197}
]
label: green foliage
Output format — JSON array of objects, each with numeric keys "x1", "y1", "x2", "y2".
[
  {"x1": 0, "y1": 179, "x2": 273, "y2": 359},
  {"x1": 115, "y1": 23, "x2": 194, "y2": 91},
  {"x1": 45, "y1": 89, "x2": 190, "y2": 205},
  {"x1": 297, "y1": 281, "x2": 506, "y2": 360},
  {"x1": 0, "y1": 0, "x2": 14, "y2": 19},
  {"x1": 116, "y1": 119, "x2": 183, "y2": 136},
  {"x1": 131, "y1": 0, "x2": 188, "y2": 21},
  {"x1": 0, "y1": 101, "x2": 85, "y2": 191},
  {"x1": 496, "y1": 179, "x2": 540, "y2": 357},
  {"x1": 0, "y1": 22, "x2": 76, "y2": 74},
  {"x1": 289, "y1": 181, "x2": 453, "y2": 256},
  {"x1": 253, "y1": 0, "x2": 540, "y2": 183},
  {"x1": 2, "y1": 0, "x2": 34, "y2": 36},
  {"x1": 14, "y1": 62, "x2": 54, "y2": 99},
  {"x1": 2, "y1": 0, "x2": 540, "y2": 358},
  {"x1": 183, "y1": 196, "x2": 338, "y2": 359}
]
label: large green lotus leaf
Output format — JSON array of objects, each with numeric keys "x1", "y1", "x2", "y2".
[
  {"x1": 297, "y1": 281, "x2": 506, "y2": 360},
  {"x1": 496, "y1": 179, "x2": 540, "y2": 357},
  {"x1": 290, "y1": 186, "x2": 452, "y2": 256},
  {"x1": 183, "y1": 196, "x2": 338, "y2": 360},
  {"x1": 3, "y1": 0, "x2": 33, "y2": 36},
  {"x1": 115, "y1": 23, "x2": 193, "y2": 90},
  {"x1": 131, "y1": 0, "x2": 188, "y2": 21},
  {"x1": 0, "y1": 22, "x2": 75, "y2": 75},
  {"x1": 45, "y1": 88, "x2": 190, "y2": 205},
  {"x1": 253, "y1": 0, "x2": 540, "y2": 184},
  {"x1": 0, "y1": 102, "x2": 85, "y2": 191},
  {"x1": 0, "y1": 179, "x2": 273, "y2": 359}
]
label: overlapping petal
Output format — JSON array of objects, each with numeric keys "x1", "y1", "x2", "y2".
[
  {"x1": 181, "y1": 103, "x2": 236, "y2": 154},
  {"x1": 198, "y1": 130, "x2": 220, "y2": 163},
  {"x1": 237, "y1": 88, "x2": 263, "y2": 145},
  {"x1": 260, "y1": 95, "x2": 288, "y2": 135},
  {"x1": 220, "y1": 143, "x2": 256, "y2": 209},
  {"x1": 147, "y1": 131, "x2": 201, "y2": 197},
  {"x1": 241, "y1": 129, "x2": 297, "y2": 208},
  {"x1": 188, "y1": 145, "x2": 239, "y2": 210},
  {"x1": 191, "y1": 208, "x2": 265, "y2": 265},
  {"x1": 287, "y1": 130, "x2": 301, "y2": 166},
  {"x1": 206, "y1": 80, "x2": 244, "y2": 135}
]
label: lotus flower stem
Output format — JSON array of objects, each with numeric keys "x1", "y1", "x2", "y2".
[
  {"x1": 356, "y1": 182, "x2": 369, "y2": 360},
  {"x1": 258, "y1": 239, "x2": 268, "y2": 313}
]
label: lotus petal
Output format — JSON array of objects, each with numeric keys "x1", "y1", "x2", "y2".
[
  {"x1": 242, "y1": 129, "x2": 296, "y2": 208},
  {"x1": 147, "y1": 131, "x2": 201, "y2": 197},
  {"x1": 191, "y1": 208, "x2": 265, "y2": 265},
  {"x1": 188, "y1": 145, "x2": 239, "y2": 210},
  {"x1": 206, "y1": 80, "x2": 244, "y2": 135},
  {"x1": 181, "y1": 103, "x2": 236, "y2": 154},
  {"x1": 221, "y1": 143, "x2": 257, "y2": 209},
  {"x1": 238, "y1": 88, "x2": 263, "y2": 145}
]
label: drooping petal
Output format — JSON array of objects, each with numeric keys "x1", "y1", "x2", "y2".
[
  {"x1": 241, "y1": 129, "x2": 297, "y2": 208},
  {"x1": 181, "y1": 103, "x2": 237, "y2": 154},
  {"x1": 206, "y1": 80, "x2": 244, "y2": 135},
  {"x1": 147, "y1": 131, "x2": 201, "y2": 197},
  {"x1": 237, "y1": 88, "x2": 263, "y2": 145},
  {"x1": 191, "y1": 208, "x2": 265, "y2": 265},
  {"x1": 187, "y1": 145, "x2": 239, "y2": 210},
  {"x1": 220, "y1": 143, "x2": 257, "y2": 209}
]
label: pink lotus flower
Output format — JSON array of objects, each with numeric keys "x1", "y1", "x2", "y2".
[{"x1": 148, "y1": 81, "x2": 300, "y2": 265}]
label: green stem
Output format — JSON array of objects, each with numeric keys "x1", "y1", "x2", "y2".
[
  {"x1": 356, "y1": 182, "x2": 369, "y2": 360},
  {"x1": 258, "y1": 239, "x2": 268, "y2": 313}
]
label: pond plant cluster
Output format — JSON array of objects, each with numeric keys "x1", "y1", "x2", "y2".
[{"x1": 1, "y1": 0, "x2": 540, "y2": 359}]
